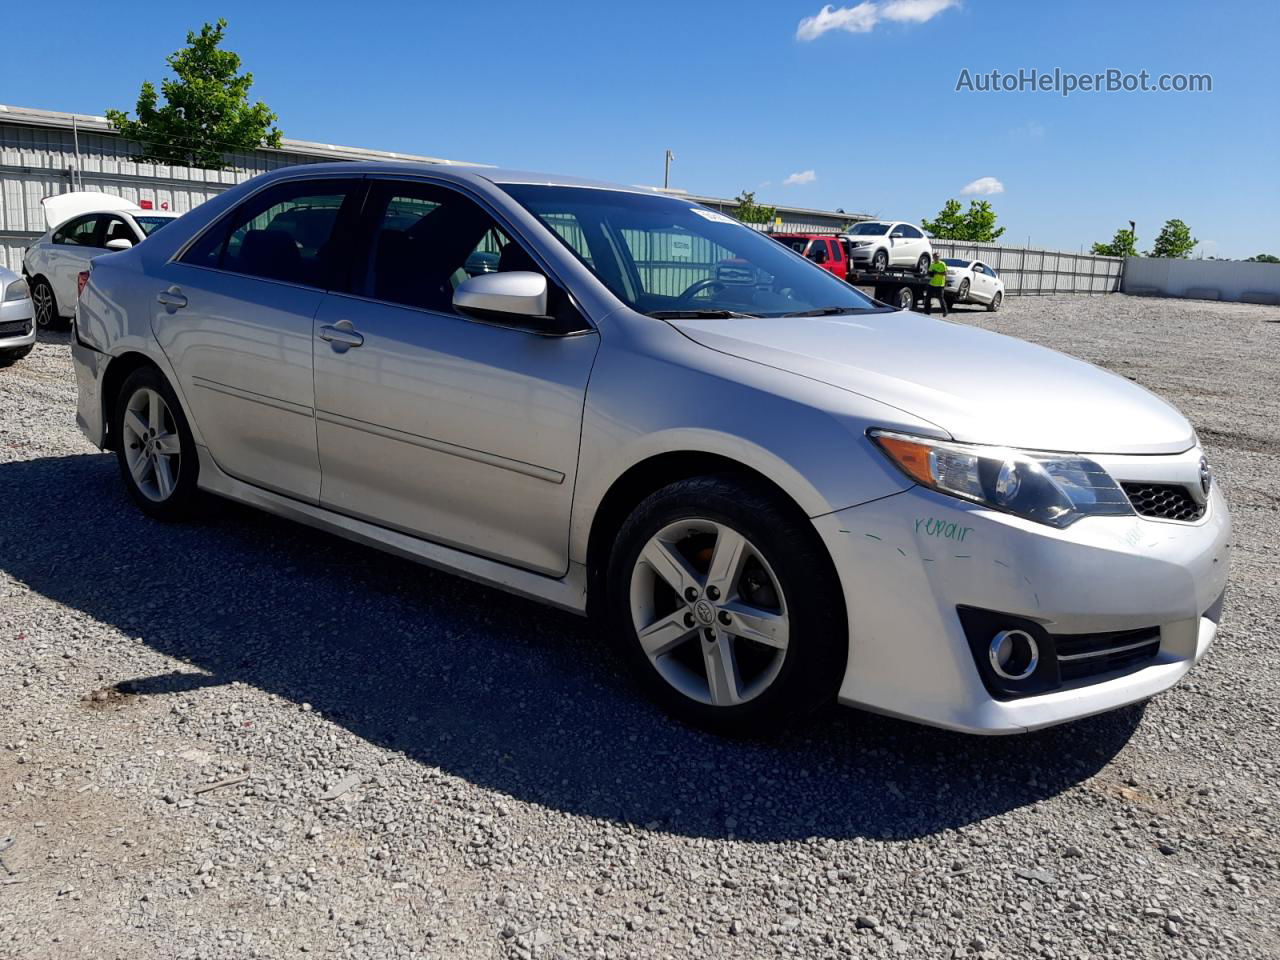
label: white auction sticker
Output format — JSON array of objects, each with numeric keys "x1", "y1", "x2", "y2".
[{"x1": 689, "y1": 208, "x2": 736, "y2": 224}]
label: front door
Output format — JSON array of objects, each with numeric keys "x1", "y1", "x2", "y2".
[
  {"x1": 151, "y1": 176, "x2": 365, "y2": 502},
  {"x1": 312, "y1": 178, "x2": 599, "y2": 575}
]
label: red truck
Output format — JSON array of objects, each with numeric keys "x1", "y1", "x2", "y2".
[{"x1": 771, "y1": 233, "x2": 849, "y2": 279}]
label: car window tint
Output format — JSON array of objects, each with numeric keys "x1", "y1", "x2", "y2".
[
  {"x1": 358, "y1": 181, "x2": 534, "y2": 314},
  {"x1": 58, "y1": 216, "x2": 101, "y2": 247},
  {"x1": 103, "y1": 217, "x2": 135, "y2": 245},
  {"x1": 180, "y1": 178, "x2": 361, "y2": 288},
  {"x1": 807, "y1": 239, "x2": 829, "y2": 263},
  {"x1": 901, "y1": 225, "x2": 923, "y2": 239}
]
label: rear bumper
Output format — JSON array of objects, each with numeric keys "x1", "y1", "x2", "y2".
[
  {"x1": 71, "y1": 334, "x2": 108, "y2": 447},
  {"x1": 815, "y1": 473, "x2": 1231, "y2": 734}
]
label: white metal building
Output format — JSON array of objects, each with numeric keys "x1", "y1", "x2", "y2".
[{"x1": 0, "y1": 103, "x2": 862, "y2": 272}]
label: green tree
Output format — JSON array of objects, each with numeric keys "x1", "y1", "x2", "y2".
[
  {"x1": 732, "y1": 190, "x2": 778, "y2": 225},
  {"x1": 921, "y1": 199, "x2": 1006, "y2": 242},
  {"x1": 1246, "y1": 253, "x2": 1280, "y2": 263},
  {"x1": 1148, "y1": 218, "x2": 1197, "y2": 259},
  {"x1": 107, "y1": 19, "x2": 282, "y2": 170},
  {"x1": 1091, "y1": 226, "x2": 1139, "y2": 258}
]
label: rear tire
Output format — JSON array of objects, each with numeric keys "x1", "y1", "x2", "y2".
[
  {"x1": 31, "y1": 277, "x2": 59, "y2": 330},
  {"x1": 605, "y1": 475, "x2": 846, "y2": 735},
  {"x1": 112, "y1": 366, "x2": 200, "y2": 521},
  {"x1": 894, "y1": 286, "x2": 914, "y2": 310},
  {"x1": 987, "y1": 291, "x2": 1003, "y2": 312}
]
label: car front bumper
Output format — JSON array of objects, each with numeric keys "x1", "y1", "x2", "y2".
[
  {"x1": 847, "y1": 245, "x2": 879, "y2": 263},
  {"x1": 814, "y1": 460, "x2": 1231, "y2": 734},
  {"x1": 0, "y1": 297, "x2": 36, "y2": 350}
]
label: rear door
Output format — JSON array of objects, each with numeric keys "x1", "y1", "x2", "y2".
[
  {"x1": 311, "y1": 177, "x2": 599, "y2": 575},
  {"x1": 151, "y1": 176, "x2": 365, "y2": 502}
]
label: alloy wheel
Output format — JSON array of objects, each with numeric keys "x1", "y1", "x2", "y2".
[
  {"x1": 32, "y1": 281, "x2": 54, "y2": 328},
  {"x1": 629, "y1": 519, "x2": 789, "y2": 707},
  {"x1": 121, "y1": 387, "x2": 182, "y2": 502}
]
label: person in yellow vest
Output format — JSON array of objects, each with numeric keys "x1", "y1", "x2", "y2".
[{"x1": 923, "y1": 252, "x2": 949, "y2": 316}]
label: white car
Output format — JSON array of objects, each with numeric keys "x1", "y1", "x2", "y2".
[
  {"x1": 841, "y1": 221, "x2": 932, "y2": 274},
  {"x1": 23, "y1": 192, "x2": 179, "y2": 328},
  {"x1": 943, "y1": 257, "x2": 1005, "y2": 311},
  {"x1": 0, "y1": 267, "x2": 35, "y2": 363}
]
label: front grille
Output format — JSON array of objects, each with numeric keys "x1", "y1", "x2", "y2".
[
  {"x1": 1056, "y1": 626, "x2": 1161, "y2": 682},
  {"x1": 0, "y1": 319, "x2": 31, "y2": 338},
  {"x1": 1122, "y1": 482, "x2": 1204, "y2": 522}
]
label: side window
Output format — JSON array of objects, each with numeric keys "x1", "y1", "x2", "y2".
[
  {"x1": 888, "y1": 224, "x2": 905, "y2": 238},
  {"x1": 358, "y1": 180, "x2": 536, "y2": 314},
  {"x1": 807, "y1": 239, "x2": 829, "y2": 263},
  {"x1": 102, "y1": 217, "x2": 135, "y2": 246},
  {"x1": 901, "y1": 225, "x2": 923, "y2": 239},
  {"x1": 56, "y1": 216, "x2": 102, "y2": 247},
  {"x1": 180, "y1": 178, "x2": 361, "y2": 288}
]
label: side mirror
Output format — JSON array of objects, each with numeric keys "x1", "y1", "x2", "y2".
[
  {"x1": 453, "y1": 271, "x2": 581, "y2": 335},
  {"x1": 105, "y1": 237, "x2": 133, "y2": 250}
]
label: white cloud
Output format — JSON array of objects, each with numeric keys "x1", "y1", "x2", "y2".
[
  {"x1": 796, "y1": 0, "x2": 956, "y2": 40},
  {"x1": 880, "y1": 0, "x2": 958, "y2": 23},
  {"x1": 783, "y1": 170, "x2": 817, "y2": 186},
  {"x1": 796, "y1": 3, "x2": 879, "y2": 40},
  {"x1": 960, "y1": 176, "x2": 1004, "y2": 196}
]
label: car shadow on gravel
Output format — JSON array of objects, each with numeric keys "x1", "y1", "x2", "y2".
[{"x1": 0, "y1": 453, "x2": 1141, "y2": 843}]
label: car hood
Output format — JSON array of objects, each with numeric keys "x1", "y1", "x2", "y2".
[
  {"x1": 42, "y1": 192, "x2": 140, "y2": 230},
  {"x1": 668, "y1": 311, "x2": 1195, "y2": 455}
]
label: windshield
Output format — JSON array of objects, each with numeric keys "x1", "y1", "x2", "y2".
[
  {"x1": 134, "y1": 216, "x2": 175, "y2": 236},
  {"x1": 501, "y1": 185, "x2": 882, "y2": 318},
  {"x1": 846, "y1": 222, "x2": 889, "y2": 236},
  {"x1": 942, "y1": 258, "x2": 970, "y2": 267}
]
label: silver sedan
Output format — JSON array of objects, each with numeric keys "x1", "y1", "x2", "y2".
[{"x1": 71, "y1": 163, "x2": 1230, "y2": 735}]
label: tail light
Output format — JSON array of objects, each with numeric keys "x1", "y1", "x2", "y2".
[{"x1": 77, "y1": 271, "x2": 90, "y2": 299}]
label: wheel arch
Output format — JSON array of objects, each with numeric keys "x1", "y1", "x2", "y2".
[
  {"x1": 98, "y1": 351, "x2": 166, "y2": 450},
  {"x1": 583, "y1": 450, "x2": 842, "y2": 620}
]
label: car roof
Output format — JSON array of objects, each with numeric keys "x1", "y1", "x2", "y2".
[{"x1": 260, "y1": 160, "x2": 687, "y2": 198}]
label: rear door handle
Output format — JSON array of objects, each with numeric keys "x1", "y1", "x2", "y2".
[
  {"x1": 318, "y1": 323, "x2": 364, "y2": 348},
  {"x1": 156, "y1": 288, "x2": 187, "y2": 309}
]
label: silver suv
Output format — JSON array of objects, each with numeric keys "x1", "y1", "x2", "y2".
[{"x1": 72, "y1": 164, "x2": 1230, "y2": 736}]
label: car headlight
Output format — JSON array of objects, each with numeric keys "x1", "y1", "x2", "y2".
[
  {"x1": 869, "y1": 430, "x2": 1133, "y2": 527},
  {"x1": 2, "y1": 279, "x2": 28, "y2": 302}
]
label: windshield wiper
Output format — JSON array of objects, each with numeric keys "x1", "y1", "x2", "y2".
[
  {"x1": 646, "y1": 309, "x2": 757, "y2": 319},
  {"x1": 779, "y1": 306, "x2": 867, "y2": 317}
]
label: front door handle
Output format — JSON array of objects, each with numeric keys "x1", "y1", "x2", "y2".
[
  {"x1": 318, "y1": 323, "x2": 364, "y2": 348},
  {"x1": 156, "y1": 287, "x2": 187, "y2": 309}
]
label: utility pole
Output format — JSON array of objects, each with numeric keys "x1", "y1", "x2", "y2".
[
  {"x1": 1128, "y1": 220, "x2": 1137, "y2": 256},
  {"x1": 663, "y1": 149, "x2": 675, "y2": 190}
]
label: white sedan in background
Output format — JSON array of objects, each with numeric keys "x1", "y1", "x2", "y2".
[
  {"x1": 23, "y1": 192, "x2": 179, "y2": 328},
  {"x1": 943, "y1": 258, "x2": 1005, "y2": 311}
]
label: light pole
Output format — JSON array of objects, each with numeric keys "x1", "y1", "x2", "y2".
[
  {"x1": 663, "y1": 149, "x2": 675, "y2": 190},
  {"x1": 1128, "y1": 220, "x2": 1136, "y2": 256}
]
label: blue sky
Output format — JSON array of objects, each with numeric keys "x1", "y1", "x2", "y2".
[{"x1": 7, "y1": 1, "x2": 1277, "y2": 258}]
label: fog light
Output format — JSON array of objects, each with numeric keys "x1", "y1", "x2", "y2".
[{"x1": 989, "y1": 629, "x2": 1039, "y2": 680}]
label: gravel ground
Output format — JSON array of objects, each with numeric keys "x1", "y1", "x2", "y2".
[{"x1": 1, "y1": 294, "x2": 1278, "y2": 960}]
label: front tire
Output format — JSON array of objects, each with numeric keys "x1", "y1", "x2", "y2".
[
  {"x1": 30, "y1": 277, "x2": 59, "y2": 330},
  {"x1": 871, "y1": 249, "x2": 889, "y2": 273},
  {"x1": 956, "y1": 279, "x2": 970, "y2": 303},
  {"x1": 112, "y1": 366, "x2": 200, "y2": 520},
  {"x1": 606, "y1": 475, "x2": 846, "y2": 735},
  {"x1": 987, "y1": 291, "x2": 1003, "y2": 312},
  {"x1": 916, "y1": 253, "x2": 931, "y2": 275}
]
